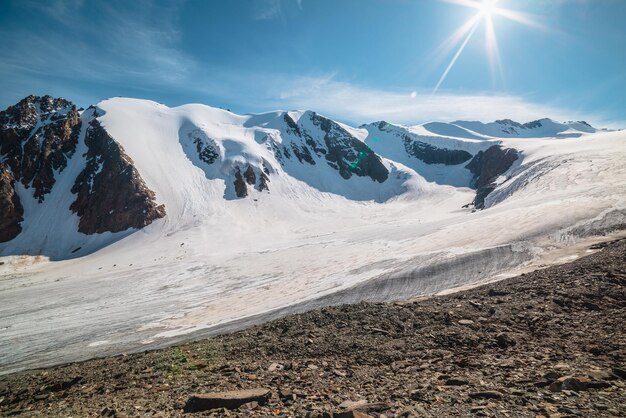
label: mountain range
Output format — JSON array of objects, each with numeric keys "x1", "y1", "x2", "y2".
[
  {"x1": 0, "y1": 95, "x2": 611, "y2": 252},
  {"x1": 0, "y1": 94, "x2": 624, "y2": 374}
]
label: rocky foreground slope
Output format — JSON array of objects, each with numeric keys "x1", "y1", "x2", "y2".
[{"x1": 1, "y1": 238, "x2": 625, "y2": 417}]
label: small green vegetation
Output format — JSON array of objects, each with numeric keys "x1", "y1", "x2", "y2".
[{"x1": 155, "y1": 340, "x2": 223, "y2": 381}]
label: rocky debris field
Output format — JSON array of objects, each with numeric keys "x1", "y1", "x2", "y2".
[{"x1": 1, "y1": 238, "x2": 625, "y2": 417}]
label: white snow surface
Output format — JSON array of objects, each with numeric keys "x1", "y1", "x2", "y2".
[{"x1": 1, "y1": 98, "x2": 625, "y2": 374}]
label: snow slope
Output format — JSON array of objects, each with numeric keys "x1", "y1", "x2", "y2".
[
  {"x1": 449, "y1": 118, "x2": 602, "y2": 138},
  {"x1": 0, "y1": 98, "x2": 625, "y2": 374}
]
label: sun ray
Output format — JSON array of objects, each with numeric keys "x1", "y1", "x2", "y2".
[
  {"x1": 484, "y1": 15, "x2": 504, "y2": 88},
  {"x1": 433, "y1": 0, "x2": 542, "y2": 93},
  {"x1": 433, "y1": 19, "x2": 481, "y2": 94},
  {"x1": 440, "y1": 0, "x2": 483, "y2": 9},
  {"x1": 493, "y1": 8, "x2": 548, "y2": 31},
  {"x1": 430, "y1": 14, "x2": 482, "y2": 70}
]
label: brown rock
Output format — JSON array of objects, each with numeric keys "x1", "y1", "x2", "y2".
[
  {"x1": 587, "y1": 369, "x2": 613, "y2": 380},
  {"x1": 445, "y1": 378, "x2": 470, "y2": 386},
  {"x1": 0, "y1": 96, "x2": 81, "y2": 202},
  {"x1": 333, "y1": 411, "x2": 374, "y2": 418},
  {"x1": 70, "y1": 120, "x2": 165, "y2": 234},
  {"x1": 243, "y1": 165, "x2": 256, "y2": 185},
  {"x1": 233, "y1": 167, "x2": 248, "y2": 198},
  {"x1": 268, "y1": 362, "x2": 283, "y2": 372},
  {"x1": 549, "y1": 376, "x2": 589, "y2": 392},
  {"x1": 0, "y1": 163, "x2": 23, "y2": 242},
  {"x1": 612, "y1": 367, "x2": 626, "y2": 380},
  {"x1": 338, "y1": 399, "x2": 368, "y2": 410},
  {"x1": 468, "y1": 391, "x2": 503, "y2": 400},
  {"x1": 496, "y1": 333, "x2": 516, "y2": 348},
  {"x1": 183, "y1": 388, "x2": 271, "y2": 412}
]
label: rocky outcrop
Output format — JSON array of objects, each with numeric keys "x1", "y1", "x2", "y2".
[
  {"x1": 401, "y1": 134, "x2": 472, "y2": 165},
  {"x1": 258, "y1": 171, "x2": 270, "y2": 192},
  {"x1": 466, "y1": 145, "x2": 519, "y2": 208},
  {"x1": 233, "y1": 167, "x2": 248, "y2": 198},
  {"x1": 243, "y1": 165, "x2": 256, "y2": 186},
  {"x1": 0, "y1": 163, "x2": 23, "y2": 242},
  {"x1": 233, "y1": 165, "x2": 270, "y2": 198},
  {"x1": 188, "y1": 129, "x2": 219, "y2": 165},
  {"x1": 0, "y1": 95, "x2": 81, "y2": 241},
  {"x1": 0, "y1": 95, "x2": 82, "y2": 202},
  {"x1": 309, "y1": 113, "x2": 388, "y2": 183},
  {"x1": 70, "y1": 120, "x2": 165, "y2": 234}
]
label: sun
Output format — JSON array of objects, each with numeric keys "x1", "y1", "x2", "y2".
[
  {"x1": 478, "y1": 0, "x2": 498, "y2": 17},
  {"x1": 433, "y1": 0, "x2": 545, "y2": 94}
]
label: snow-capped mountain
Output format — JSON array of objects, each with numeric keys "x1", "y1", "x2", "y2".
[
  {"x1": 422, "y1": 118, "x2": 602, "y2": 139},
  {"x1": 1, "y1": 95, "x2": 625, "y2": 374},
  {"x1": 0, "y1": 95, "x2": 525, "y2": 255}
]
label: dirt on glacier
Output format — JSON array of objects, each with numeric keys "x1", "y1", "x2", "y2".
[{"x1": 1, "y1": 238, "x2": 625, "y2": 418}]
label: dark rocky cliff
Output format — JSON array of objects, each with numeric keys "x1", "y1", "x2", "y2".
[
  {"x1": 0, "y1": 96, "x2": 166, "y2": 242},
  {"x1": 0, "y1": 163, "x2": 23, "y2": 242},
  {"x1": 70, "y1": 119, "x2": 165, "y2": 234},
  {"x1": 466, "y1": 145, "x2": 519, "y2": 209},
  {"x1": 0, "y1": 95, "x2": 82, "y2": 202}
]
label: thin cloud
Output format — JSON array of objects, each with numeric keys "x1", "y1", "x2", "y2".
[
  {"x1": 254, "y1": 0, "x2": 283, "y2": 20},
  {"x1": 253, "y1": 0, "x2": 303, "y2": 20},
  {"x1": 1, "y1": 1, "x2": 192, "y2": 86},
  {"x1": 19, "y1": 0, "x2": 84, "y2": 22},
  {"x1": 166, "y1": 67, "x2": 622, "y2": 128},
  {"x1": 223, "y1": 74, "x2": 619, "y2": 128}
]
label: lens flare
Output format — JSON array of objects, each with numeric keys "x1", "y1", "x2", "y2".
[{"x1": 433, "y1": 0, "x2": 544, "y2": 93}]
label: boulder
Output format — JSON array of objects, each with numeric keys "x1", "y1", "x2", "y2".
[
  {"x1": 496, "y1": 333, "x2": 516, "y2": 348},
  {"x1": 333, "y1": 411, "x2": 374, "y2": 418},
  {"x1": 183, "y1": 388, "x2": 271, "y2": 412},
  {"x1": 468, "y1": 391, "x2": 503, "y2": 400},
  {"x1": 549, "y1": 376, "x2": 590, "y2": 392},
  {"x1": 445, "y1": 378, "x2": 470, "y2": 386}
]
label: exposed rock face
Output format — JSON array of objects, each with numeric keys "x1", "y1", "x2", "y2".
[
  {"x1": 233, "y1": 167, "x2": 248, "y2": 198},
  {"x1": 466, "y1": 145, "x2": 519, "y2": 209},
  {"x1": 309, "y1": 113, "x2": 389, "y2": 183},
  {"x1": 70, "y1": 120, "x2": 165, "y2": 234},
  {"x1": 0, "y1": 163, "x2": 23, "y2": 242},
  {"x1": 0, "y1": 95, "x2": 81, "y2": 202},
  {"x1": 401, "y1": 134, "x2": 472, "y2": 165},
  {"x1": 0, "y1": 95, "x2": 81, "y2": 241},
  {"x1": 188, "y1": 129, "x2": 219, "y2": 165},
  {"x1": 232, "y1": 164, "x2": 270, "y2": 197},
  {"x1": 243, "y1": 165, "x2": 256, "y2": 186},
  {"x1": 258, "y1": 172, "x2": 270, "y2": 192}
]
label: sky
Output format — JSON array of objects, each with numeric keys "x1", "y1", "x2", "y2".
[{"x1": 0, "y1": 0, "x2": 624, "y2": 127}]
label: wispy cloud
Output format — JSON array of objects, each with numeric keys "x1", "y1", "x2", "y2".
[
  {"x1": 20, "y1": 0, "x2": 84, "y2": 21},
  {"x1": 1, "y1": 1, "x2": 192, "y2": 87},
  {"x1": 253, "y1": 0, "x2": 303, "y2": 20},
  {"x1": 255, "y1": 0, "x2": 282, "y2": 20},
  {"x1": 192, "y1": 72, "x2": 619, "y2": 127}
]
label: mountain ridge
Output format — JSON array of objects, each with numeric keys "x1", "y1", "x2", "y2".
[{"x1": 0, "y1": 94, "x2": 542, "y2": 252}]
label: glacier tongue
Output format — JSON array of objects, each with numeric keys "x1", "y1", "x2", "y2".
[{"x1": 0, "y1": 97, "x2": 625, "y2": 375}]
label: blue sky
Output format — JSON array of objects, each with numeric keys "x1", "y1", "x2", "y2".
[{"x1": 0, "y1": 0, "x2": 624, "y2": 127}]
